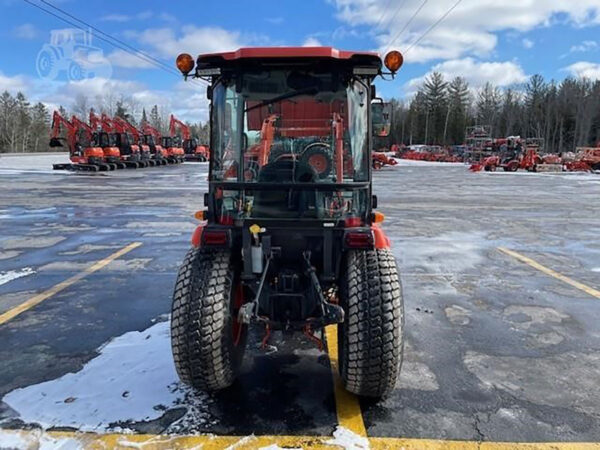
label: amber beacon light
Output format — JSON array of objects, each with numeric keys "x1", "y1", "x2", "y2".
[
  {"x1": 176, "y1": 53, "x2": 195, "y2": 75},
  {"x1": 384, "y1": 50, "x2": 403, "y2": 73}
]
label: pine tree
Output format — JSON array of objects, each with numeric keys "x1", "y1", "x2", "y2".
[
  {"x1": 422, "y1": 72, "x2": 448, "y2": 144},
  {"x1": 445, "y1": 77, "x2": 470, "y2": 144}
]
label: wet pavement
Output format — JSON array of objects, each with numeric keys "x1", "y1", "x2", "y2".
[{"x1": 0, "y1": 154, "x2": 599, "y2": 443}]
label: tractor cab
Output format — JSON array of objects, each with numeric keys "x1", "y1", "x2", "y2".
[{"x1": 170, "y1": 47, "x2": 404, "y2": 398}]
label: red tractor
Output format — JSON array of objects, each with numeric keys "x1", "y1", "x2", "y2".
[
  {"x1": 169, "y1": 47, "x2": 405, "y2": 398},
  {"x1": 50, "y1": 110, "x2": 106, "y2": 171},
  {"x1": 170, "y1": 114, "x2": 210, "y2": 162},
  {"x1": 372, "y1": 151, "x2": 398, "y2": 169}
]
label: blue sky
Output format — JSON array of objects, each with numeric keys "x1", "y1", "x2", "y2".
[{"x1": 1, "y1": 0, "x2": 600, "y2": 122}]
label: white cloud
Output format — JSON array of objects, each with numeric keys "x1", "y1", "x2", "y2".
[
  {"x1": 302, "y1": 37, "x2": 323, "y2": 47},
  {"x1": 265, "y1": 17, "x2": 284, "y2": 25},
  {"x1": 100, "y1": 14, "x2": 130, "y2": 22},
  {"x1": 330, "y1": 0, "x2": 600, "y2": 63},
  {"x1": 405, "y1": 58, "x2": 528, "y2": 95},
  {"x1": 522, "y1": 38, "x2": 534, "y2": 49},
  {"x1": 569, "y1": 40, "x2": 598, "y2": 53},
  {"x1": 0, "y1": 72, "x2": 28, "y2": 93},
  {"x1": 563, "y1": 61, "x2": 600, "y2": 80},
  {"x1": 13, "y1": 23, "x2": 38, "y2": 40},
  {"x1": 106, "y1": 49, "x2": 156, "y2": 69},
  {"x1": 135, "y1": 26, "x2": 243, "y2": 58}
]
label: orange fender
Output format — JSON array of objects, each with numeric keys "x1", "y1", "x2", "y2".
[
  {"x1": 191, "y1": 225, "x2": 205, "y2": 248},
  {"x1": 371, "y1": 224, "x2": 391, "y2": 249}
]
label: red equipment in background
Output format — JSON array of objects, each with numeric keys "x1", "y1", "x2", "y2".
[
  {"x1": 50, "y1": 110, "x2": 106, "y2": 171},
  {"x1": 142, "y1": 124, "x2": 174, "y2": 164},
  {"x1": 565, "y1": 146, "x2": 600, "y2": 172},
  {"x1": 169, "y1": 114, "x2": 209, "y2": 162},
  {"x1": 372, "y1": 151, "x2": 397, "y2": 169},
  {"x1": 112, "y1": 116, "x2": 153, "y2": 165},
  {"x1": 99, "y1": 113, "x2": 143, "y2": 167},
  {"x1": 89, "y1": 111, "x2": 123, "y2": 167}
]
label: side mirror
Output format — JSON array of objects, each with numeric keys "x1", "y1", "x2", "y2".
[{"x1": 372, "y1": 102, "x2": 392, "y2": 137}]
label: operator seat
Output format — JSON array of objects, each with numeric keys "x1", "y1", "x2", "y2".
[{"x1": 252, "y1": 159, "x2": 318, "y2": 218}]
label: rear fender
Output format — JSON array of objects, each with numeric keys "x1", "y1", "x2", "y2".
[
  {"x1": 371, "y1": 224, "x2": 391, "y2": 249},
  {"x1": 191, "y1": 224, "x2": 205, "y2": 248}
]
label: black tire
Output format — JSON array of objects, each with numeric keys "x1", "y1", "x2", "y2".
[
  {"x1": 299, "y1": 144, "x2": 332, "y2": 179},
  {"x1": 171, "y1": 248, "x2": 247, "y2": 391},
  {"x1": 338, "y1": 248, "x2": 404, "y2": 398}
]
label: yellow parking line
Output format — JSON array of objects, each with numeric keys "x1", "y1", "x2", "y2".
[
  {"x1": 325, "y1": 324, "x2": 367, "y2": 437},
  {"x1": 0, "y1": 242, "x2": 142, "y2": 325},
  {"x1": 3, "y1": 429, "x2": 600, "y2": 449},
  {"x1": 498, "y1": 247, "x2": 600, "y2": 299}
]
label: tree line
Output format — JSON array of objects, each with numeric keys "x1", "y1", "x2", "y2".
[
  {"x1": 388, "y1": 73, "x2": 600, "y2": 153},
  {"x1": 0, "y1": 91, "x2": 209, "y2": 153},
  {"x1": 2, "y1": 73, "x2": 600, "y2": 153}
]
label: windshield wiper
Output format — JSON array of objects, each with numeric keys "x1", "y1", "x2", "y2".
[{"x1": 245, "y1": 87, "x2": 318, "y2": 113}]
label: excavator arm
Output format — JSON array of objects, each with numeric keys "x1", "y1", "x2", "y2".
[
  {"x1": 50, "y1": 111, "x2": 77, "y2": 149},
  {"x1": 169, "y1": 114, "x2": 191, "y2": 140}
]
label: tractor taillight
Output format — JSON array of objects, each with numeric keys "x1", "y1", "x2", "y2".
[
  {"x1": 345, "y1": 231, "x2": 374, "y2": 248},
  {"x1": 344, "y1": 217, "x2": 362, "y2": 228},
  {"x1": 203, "y1": 230, "x2": 228, "y2": 246}
]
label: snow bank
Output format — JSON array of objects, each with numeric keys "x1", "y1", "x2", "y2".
[
  {"x1": 0, "y1": 153, "x2": 70, "y2": 174},
  {"x1": 325, "y1": 426, "x2": 369, "y2": 449},
  {"x1": 2, "y1": 321, "x2": 209, "y2": 432}
]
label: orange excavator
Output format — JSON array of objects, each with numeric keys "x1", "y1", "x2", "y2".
[
  {"x1": 112, "y1": 116, "x2": 154, "y2": 166},
  {"x1": 99, "y1": 113, "x2": 143, "y2": 168},
  {"x1": 89, "y1": 111, "x2": 125, "y2": 169},
  {"x1": 142, "y1": 124, "x2": 179, "y2": 164},
  {"x1": 50, "y1": 110, "x2": 106, "y2": 171},
  {"x1": 169, "y1": 114, "x2": 209, "y2": 162}
]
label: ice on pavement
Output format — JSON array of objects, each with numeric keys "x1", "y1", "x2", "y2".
[
  {"x1": 0, "y1": 267, "x2": 35, "y2": 286},
  {"x1": 2, "y1": 320, "x2": 210, "y2": 432},
  {"x1": 396, "y1": 231, "x2": 488, "y2": 275},
  {"x1": 325, "y1": 426, "x2": 369, "y2": 449}
]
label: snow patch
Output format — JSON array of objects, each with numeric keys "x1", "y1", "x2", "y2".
[
  {"x1": 0, "y1": 267, "x2": 35, "y2": 286},
  {"x1": 0, "y1": 429, "x2": 83, "y2": 450},
  {"x1": 592, "y1": 267, "x2": 600, "y2": 273},
  {"x1": 2, "y1": 321, "x2": 210, "y2": 432},
  {"x1": 325, "y1": 426, "x2": 369, "y2": 449},
  {"x1": 396, "y1": 231, "x2": 487, "y2": 275}
]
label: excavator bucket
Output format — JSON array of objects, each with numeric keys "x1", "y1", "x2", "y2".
[{"x1": 49, "y1": 137, "x2": 64, "y2": 147}]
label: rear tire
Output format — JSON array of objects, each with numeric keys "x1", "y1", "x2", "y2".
[
  {"x1": 338, "y1": 248, "x2": 404, "y2": 398},
  {"x1": 171, "y1": 248, "x2": 247, "y2": 391}
]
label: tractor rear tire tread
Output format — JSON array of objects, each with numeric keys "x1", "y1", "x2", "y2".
[
  {"x1": 171, "y1": 248, "x2": 244, "y2": 391},
  {"x1": 339, "y1": 248, "x2": 404, "y2": 398}
]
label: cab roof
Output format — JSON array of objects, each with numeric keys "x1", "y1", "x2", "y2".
[{"x1": 196, "y1": 47, "x2": 382, "y2": 71}]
